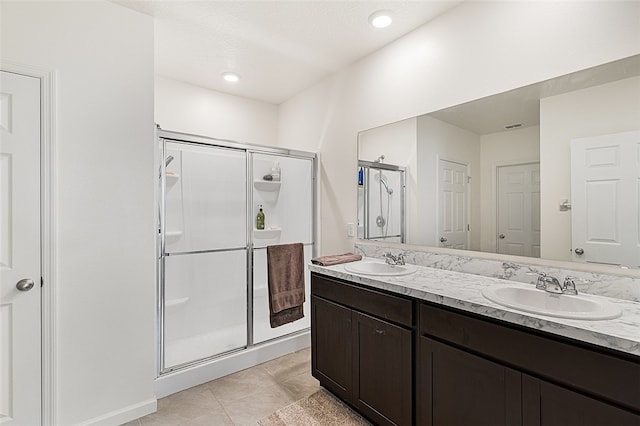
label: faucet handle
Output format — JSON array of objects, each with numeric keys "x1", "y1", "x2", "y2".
[
  {"x1": 563, "y1": 276, "x2": 588, "y2": 295},
  {"x1": 526, "y1": 272, "x2": 547, "y2": 290}
]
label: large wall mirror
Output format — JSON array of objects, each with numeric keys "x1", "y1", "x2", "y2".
[{"x1": 358, "y1": 54, "x2": 640, "y2": 269}]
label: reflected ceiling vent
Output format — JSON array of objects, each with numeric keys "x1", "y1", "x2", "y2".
[{"x1": 504, "y1": 123, "x2": 523, "y2": 130}]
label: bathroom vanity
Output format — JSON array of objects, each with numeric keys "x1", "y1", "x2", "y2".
[{"x1": 309, "y1": 261, "x2": 640, "y2": 426}]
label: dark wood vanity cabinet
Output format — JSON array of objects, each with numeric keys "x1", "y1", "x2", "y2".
[
  {"x1": 311, "y1": 272, "x2": 640, "y2": 426},
  {"x1": 311, "y1": 274, "x2": 414, "y2": 426},
  {"x1": 419, "y1": 336, "x2": 522, "y2": 425},
  {"x1": 311, "y1": 296, "x2": 353, "y2": 402},
  {"x1": 418, "y1": 303, "x2": 640, "y2": 426},
  {"x1": 522, "y1": 375, "x2": 640, "y2": 426}
]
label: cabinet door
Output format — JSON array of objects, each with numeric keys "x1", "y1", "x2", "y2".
[
  {"x1": 419, "y1": 337, "x2": 522, "y2": 426},
  {"x1": 353, "y1": 311, "x2": 412, "y2": 426},
  {"x1": 311, "y1": 296, "x2": 352, "y2": 403},
  {"x1": 523, "y1": 375, "x2": 640, "y2": 426}
]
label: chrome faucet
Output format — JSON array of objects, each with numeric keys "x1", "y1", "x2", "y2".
[
  {"x1": 528, "y1": 272, "x2": 582, "y2": 295},
  {"x1": 383, "y1": 252, "x2": 405, "y2": 266},
  {"x1": 536, "y1": 272, "x2": 563, "y2": 293}
]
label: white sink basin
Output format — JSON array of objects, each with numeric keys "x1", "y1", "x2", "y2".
[
  {"x1": 482, "y1": 286, "x2": 622, "y2": 320},
  {"x1": 344, "y1": 261, "x2": 417, "y2": 276}
]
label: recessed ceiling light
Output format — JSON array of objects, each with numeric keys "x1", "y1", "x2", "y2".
[
  {"x1": 369, "y1": 10, "x2": 393, "y2": 29},
  {"x1": 222, "y1": 72, "x2": 240, "y2": 83}
]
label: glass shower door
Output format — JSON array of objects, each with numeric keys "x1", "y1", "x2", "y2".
[
  {"x1": 251, "y1": 153, "x2": 314, "y2": 344},
  {"x1": 161, "y1": 141, "x2": 248, "y2": 371}
]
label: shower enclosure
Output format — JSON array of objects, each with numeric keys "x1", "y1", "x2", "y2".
[
  {"x1": 357, "y1": 160, "x2": 405, "y2": 242},
  {"x1": 157, "y1": 129, "x2": 315, "y2": 382}
]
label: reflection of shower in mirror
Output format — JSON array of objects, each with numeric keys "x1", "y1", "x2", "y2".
[
  {"x1": 375, "y1": 170, "x2": 392, "y2": 236},
  {"x1": 357, "y1": 161, "x2": 405, "y2": 243}
]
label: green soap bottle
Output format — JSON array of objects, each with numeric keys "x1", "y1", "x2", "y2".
[{"x1": 256, "y1": 205, "x2": 265, "y2": 230}]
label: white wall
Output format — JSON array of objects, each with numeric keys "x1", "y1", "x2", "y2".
[
  {"x1": 479, "y1": 126, "x2": 540, "y2": 252},
  {"x1": 155, "y1": 76, "x2": 278, "y2": 146},
  {"x1": 417, "y1": 115, "x2": 481, "y2": 249},
  {"x1": 1, "y1": 2, "x2": 156, "y2": 425},
  {"x1": 540, "y1": 75, "x2": 640, "y2": 261},
  {"x1": 278, "y1": 0, "x2": 640, "y2": 255}
]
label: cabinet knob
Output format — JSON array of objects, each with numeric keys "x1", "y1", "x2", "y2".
[{"x1": 375, "y1": 329, "x2": 386, "y2": 335}]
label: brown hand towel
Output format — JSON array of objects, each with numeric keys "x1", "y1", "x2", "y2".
[
  {"x1": 267, "y1": 243, "x2": 305, "y2": 328},
  {"x1": 310, "y1": 253, "x2": 362, "y2": 266}
]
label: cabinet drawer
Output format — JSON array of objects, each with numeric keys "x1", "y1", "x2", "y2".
[
  {"x1": 312, "y1": 274, "x2": 413, "y2": 327},
  {"x1": 420, "y1": 303, "x2": 640, "y2": 413}
]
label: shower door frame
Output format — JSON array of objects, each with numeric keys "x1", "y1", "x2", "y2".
[
  {"x1": 358, "y1": 160, "x2": 406, "y2": 243},
  {"x1": 156, "y1": 129, "x2": 317, "y2": 375}
]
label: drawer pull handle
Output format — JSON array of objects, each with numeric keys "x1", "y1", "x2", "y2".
[{"x1": 375, "y1": 329, "x2": 386, "y2": 335}]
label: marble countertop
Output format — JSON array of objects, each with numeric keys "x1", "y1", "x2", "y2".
[{"x1": 309, "y1": 258, "x2": 640, "y2": 357}]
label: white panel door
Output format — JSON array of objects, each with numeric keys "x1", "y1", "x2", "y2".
[
  {"x1": 438, "y1": 159, "x2": 468, "y2": 249},
  {"x1": 497, "y1": 163, "x2": 541, "y2": 257},
  {"x1": 164, "y1": 142, "x2": 247, "y2": 253},
  {"x1": 252, "y1": 154, "x2": 313, "y2": 248},
  {"x1": 0, "y1": 71, "x2": 41, "y2": 425},
  {"x1": 571, "y1": 131, "x2": 640, "y2": 268}
]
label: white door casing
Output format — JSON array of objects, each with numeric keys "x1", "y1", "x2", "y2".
[
  {"x1": 570, "y1": 131, "x2": 640, "y2": 268},
  {"x1": 496, "y1": 163, "x2": 541, "y2": 257},
  {"x1": 438, "y1": 159, "x2": 468, "y2": 249},
  {"x1": 0, "y1": 71, "x2": 42, "y2": 425}
]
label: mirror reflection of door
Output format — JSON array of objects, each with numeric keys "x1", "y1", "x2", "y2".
[
  {"x1": 496, "y1": 163, "x2": 541, "y2": 257},
  {"x1": 438, "y1": 159, "x2": 468, "y2": 249},
  {"x1": 570, "y1": 131, "x2": 640, "y2": 268}
]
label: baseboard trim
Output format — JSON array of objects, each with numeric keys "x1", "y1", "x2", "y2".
[
  {"x1": 154, "y1": 330, "x2": 310, "y2": 398},
  {"x1": 76, "y1": 398, "x2": 157, "y2": 426}
]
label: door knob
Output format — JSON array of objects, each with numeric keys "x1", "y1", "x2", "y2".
[
  {"x1": 16, "y1": 278, "x2": 35, "y2": 292},
  {"x1": 574, "y1": 248, "x2": 584, "y2": 255},
  {"x1": 439, "y1": 237, "x2": 447, "y2": 243},
  {"x1": 498, "y1": 234, "x2": 506, "y2": 239}
]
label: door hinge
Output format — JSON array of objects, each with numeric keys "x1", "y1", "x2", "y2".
[
  {"x1": 467, "y1": 224, "x2": 470, "y2": 231},
  {"x1": 41, "y1": 277, "x2": 44, "y2": 288}
]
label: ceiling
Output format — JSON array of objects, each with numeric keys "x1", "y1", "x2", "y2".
[
  {"x1": 113, "y1": 1, "x2": 462, "y2": 104},
  {"x1": 429, "y1": 54, "x2": 640, "y2": 135}
]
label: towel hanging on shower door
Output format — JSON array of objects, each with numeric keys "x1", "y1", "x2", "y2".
[{"x1": 266, "y1": 243, "x2": 305, "y2": 328}]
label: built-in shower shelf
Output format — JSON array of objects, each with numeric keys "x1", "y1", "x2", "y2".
[
  {"x1": 254, "y1": 229, "x2": 281, "y2": 239},
  {"x1": 253, "y1": 180, "x2": 281, "y2": 192},
  {"x1": 165, "y1": 297, "x2": 189, "y2": 308},
  {"x1": 165, "y1": 230, "x2": 183, "y2": 239}
]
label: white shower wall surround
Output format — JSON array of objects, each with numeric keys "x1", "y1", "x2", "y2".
[
  {"x1": 157, "y1": 129, "x2": 316, "y2": 395},
  {"x1": 355, "y1": 242, "x2": 640, "y2": 302}
]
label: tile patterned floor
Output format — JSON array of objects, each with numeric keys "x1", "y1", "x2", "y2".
[{"x1": 124, "y1": 348, "x2": 319, "y2": 425}]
